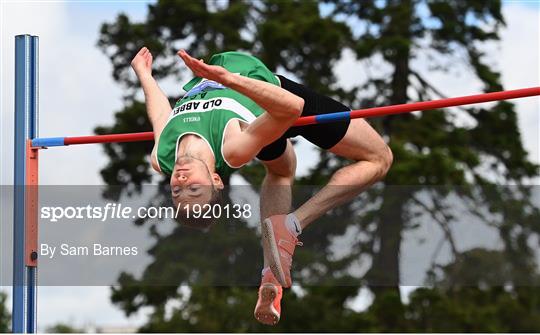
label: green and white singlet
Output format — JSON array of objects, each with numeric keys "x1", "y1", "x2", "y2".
[{"x1": 156, "y1": 51, "x2": 280, "y2": 176}]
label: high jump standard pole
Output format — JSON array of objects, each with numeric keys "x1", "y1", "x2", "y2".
[{"x1": 13, "y1": 34, "x2": 39, "y2": 334}]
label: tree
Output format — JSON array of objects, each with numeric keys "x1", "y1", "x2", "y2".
[
  {"x1": 96, "y1": 0, "x2": 539, "y2": 331},
  {"x1": 45, "y1": 323, "x2": 85, "y2": 333},
  {"x1": 325, "y1": 0, "x2": 540, "y2": 330},
  {"x1": 0, "y1": 292, "x2": 10, "y2": 333}
]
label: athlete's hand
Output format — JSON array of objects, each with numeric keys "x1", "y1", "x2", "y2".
[
  {"x1": 131, "y1": 47, "x2": 153, "y2": 79},
  {"x1": 177, "y1": 49, "x2": 233, "y2": 86}
]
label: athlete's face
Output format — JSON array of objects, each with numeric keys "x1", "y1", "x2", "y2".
[{"x1": 170, "y1": 156, "x2": 222, "y2": 209}]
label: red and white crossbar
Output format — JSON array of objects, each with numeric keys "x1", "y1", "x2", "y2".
[{"x1": 31, "y1": 86, "x2": 540, "y2": 148}]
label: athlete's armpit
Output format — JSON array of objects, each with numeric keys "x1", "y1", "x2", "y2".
[{"x1": 150, "y1": 146, "x2": 162, "y2": 173}]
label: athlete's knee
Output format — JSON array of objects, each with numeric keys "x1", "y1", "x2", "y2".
[
  {"x1": 374, "y1": 145, "x2": 393, "y2": 179},
  {"x1": 262, "y1": 141, "x2": 296, "y2": 182},
  {"x1": 264, "y1": 161, "x2": 295, "y2": 184},
  {"x1": 264, "y1": 171, "x2": 294, "y2": 187}
]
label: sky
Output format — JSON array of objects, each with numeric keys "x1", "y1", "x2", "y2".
[{"x1": 0, "y1": 0, "x2": 539, "y2": 331}]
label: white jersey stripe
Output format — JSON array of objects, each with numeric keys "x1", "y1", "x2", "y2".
[{"x1": 166, "y1": 97, "x2": 257, "y2": 125}]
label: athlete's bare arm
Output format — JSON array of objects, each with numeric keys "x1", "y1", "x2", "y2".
[
  {"x1": 131, "y1": 47, "x2": 172, "y2": 172},
  {"x1": 178, "y1": 50, "x2": 304, "y2": 166}
]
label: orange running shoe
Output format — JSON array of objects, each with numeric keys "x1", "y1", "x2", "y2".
[
  {"x1": 254, "y1": 269, "x2": 282, "y2": 325},
  {"x1": 261, "y1": 215, "x2": 302, "y2": 288}
]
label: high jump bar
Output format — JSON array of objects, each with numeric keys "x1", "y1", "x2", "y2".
[{"x1": 31, "y1": 86, "x2": 540, "y2": 148}]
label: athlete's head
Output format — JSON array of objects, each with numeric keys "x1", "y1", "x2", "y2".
[{"x1": 170, "y1": 155, "x2": 224, "y2": 230}]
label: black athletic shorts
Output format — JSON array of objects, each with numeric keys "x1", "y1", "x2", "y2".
[{"x1": 256, "y1": 75, "x2": 351, "y2": 161}]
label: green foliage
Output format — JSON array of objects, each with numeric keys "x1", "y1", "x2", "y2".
[
  {"x1": 0, "y1": 292, "x2": 10, "y2": 333},
  {"x1": 95, "y1": 0, "x2": 540, "y2": 332},
  {"x1": 45, "y1": 323, "x2": 84, "y2": 333},
  {"x1": 406, "y1": 287, "x2": 540, "y2": 332}
]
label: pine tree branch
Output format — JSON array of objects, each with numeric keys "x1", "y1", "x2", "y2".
[
  {"x1": 410, "y1": 70, "x2": 471, "y2": 113},
  {"x1": 410, "y1": 194, "x2": 459, "y2": 258}
]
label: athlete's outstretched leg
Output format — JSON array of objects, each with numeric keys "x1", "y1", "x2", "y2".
[
  {"x1": 255, "y1": 140, "x2": 296, "y2": 325},
  {"x1": 264, "y1": 118, "x2": 392, "y2": 287},
  {"x1": 260, "y1": 75, "x2": 393, "y2": 287},
  {"x1": 293, "y1": 118, "x2": 393, "y2": 228},
  {"x1": 259, "y1": 141, "x2": 296, "y2": 221}
]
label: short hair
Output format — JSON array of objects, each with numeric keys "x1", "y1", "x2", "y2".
[{"x1": 173, "y1": 187, "x2": 223, "y2": 231}]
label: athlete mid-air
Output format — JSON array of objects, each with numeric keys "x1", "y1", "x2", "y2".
[{"x1": 131, "y1": 47, "x2": 392, "y2": 325}]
